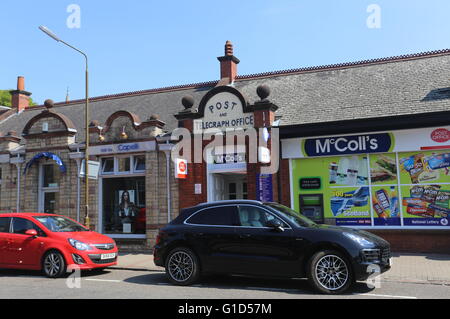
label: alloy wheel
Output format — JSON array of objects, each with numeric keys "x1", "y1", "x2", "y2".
[
  {"x1": 315, "y1": 254, "x2": 349, "y2": 291},
  {"x1": 44, "y1": 252, "x2": 62, "y2": 277},
  {"x1": 167, "y1": 251, "x2": 194, "y2": 283}
]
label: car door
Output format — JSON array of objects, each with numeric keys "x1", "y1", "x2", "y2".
[
  {"x1": 0, "y1": 217, "x2": 12, "y2": 265},
  {"x1": 4, "y1": 217, "x2": 47, "y2": 267},
  {"x1": 184, "y1": 205, "x2": 242, "y2": 273},
  {"x1": 234, "y1": 205, "x2": 306, "y2": 277}
]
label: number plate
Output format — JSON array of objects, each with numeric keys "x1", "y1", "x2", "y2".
[{"x1": 101, "y1": 253, "x2": 116, "y2": 260}]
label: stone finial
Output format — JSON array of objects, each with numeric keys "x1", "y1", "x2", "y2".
[
  {"x1": 44, "y1": 99, "x2": 54, "y2": 109},
  {"x1": 257, "y1": 85, "x2": 271, "y2": 101},
  {"x1": 181, "y1": 95, "x2": 194, "y2": 109}
]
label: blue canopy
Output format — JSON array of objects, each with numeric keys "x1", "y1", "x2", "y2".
[{"x1": 23, "y1": 152, "x2": 67, "y2": 175}]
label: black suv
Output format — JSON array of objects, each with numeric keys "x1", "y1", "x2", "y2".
[{"x1": 153, "y1": 200, "x2": 391, "y2": 294}]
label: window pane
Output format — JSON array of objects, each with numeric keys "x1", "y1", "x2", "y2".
[
  {"x1": 0, "y1": 217, "x2": 11, "y2": 233},
  {"x1": 238, "y1": 206, "x2": 287, "y2": 228},
  {"x1": 187, "y1": 206, "x2": 238, "y2": 226},
  {"x1": 118, "y1": 157, "x2": 131, "y2": 172},
  {"x1": 43, "y1": 164, "x2": 59, "y2": 188},
  {"x1": 12, "y1": 218, "x2": 43, "y2": 235},
  {"x1": 102, "y1": 158, "x2": 114, "y2": 173},
  {"x1": 44, "y1": 192, "x2": 59, "y2": 214},
  {"x1": 134, "y1": 156, "x2": 146, "y2": 171}
]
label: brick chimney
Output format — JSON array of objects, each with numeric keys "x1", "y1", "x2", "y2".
[
  {"x1": 10, "y1": 76, "x2": 32, "y2": 113},
  {"x1": 217, "y1": 41, "x2": 240, "y2": 84}
]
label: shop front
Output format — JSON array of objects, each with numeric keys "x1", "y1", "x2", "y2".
[{"x1": 282, "y1": 126, "x2": 450, "y2": 252}]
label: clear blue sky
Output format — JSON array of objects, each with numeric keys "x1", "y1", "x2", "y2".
[{"x1": 1, "y1": 0, "x2": 450, "y2": 105}]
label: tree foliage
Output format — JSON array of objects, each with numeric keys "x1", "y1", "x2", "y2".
[{"x1": 0, "y1": 90, "x2": 37, "y2": 107}]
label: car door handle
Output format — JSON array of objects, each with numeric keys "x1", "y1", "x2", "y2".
[{"x1": 239, "y1": 234, "x2": 252, "y2": 238}]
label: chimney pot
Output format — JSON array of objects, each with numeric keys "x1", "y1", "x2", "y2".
[
  {"x1": 217, "y1": 41, "x2": 240, "y2": 84},
  {"x1": 17, "y1": 76, "x2": 25, "y2": 91},
  {"x1": 10, "y1": 76, "x2": 31, "y2": 113}
]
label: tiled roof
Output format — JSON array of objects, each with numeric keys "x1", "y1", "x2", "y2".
[{"x1": 2, "y1": 48, "x2": 450, "y2": 142}]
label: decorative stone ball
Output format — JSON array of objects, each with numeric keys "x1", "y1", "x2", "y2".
[
  {"x1": 256, "y1": 85, "x2": 271, "y2": 101},
  {"x1": 89, "y1": 120, "x2": 100, "y2": 127},
  {"x1": 44, "y1": 99, "x2": 54, "y2": 109},
  {"x1": 181, "y1": 95, "x2": 194, "y2": 109}
]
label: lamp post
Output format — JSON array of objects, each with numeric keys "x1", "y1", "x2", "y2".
[{"x1": 39, "y1": 26, "x2": 91, "y2": 229}]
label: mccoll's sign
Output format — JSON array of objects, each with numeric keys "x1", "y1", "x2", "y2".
[{"x1": 302, "y1": 133, "x2": 394, "y2": 157}]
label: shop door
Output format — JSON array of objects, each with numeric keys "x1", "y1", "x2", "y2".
[{"x1": 225, "y1": 175, "x2": 248, "y2": 200}]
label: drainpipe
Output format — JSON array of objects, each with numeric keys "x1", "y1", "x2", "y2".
[
  {"x1": 166, "y1": 145, "x2": 171, "y2": 223},
  {"x1": 10, "y1": 154, "x2": 24, "y2": 213},
  {"x1": 157, "y1": 140, "x2": 173, "y2": 224},
  {"x1": 69, "y1": 150, "x2": 84, "y2": 222}
]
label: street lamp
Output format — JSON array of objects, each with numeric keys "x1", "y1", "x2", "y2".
[{"x1": 39, "y1": 25, "x2": 91, "y2": 229}]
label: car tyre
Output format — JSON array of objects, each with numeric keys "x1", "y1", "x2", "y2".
[
  {"x1": 42, "y1": 250, "x2": 67, "y2": 278},
  {"x1": 165, "y1": 247, "x2": 200, "y2": 286},
  {"x1": 307, "y1": 250, "x2": 353, "y2": 294}
]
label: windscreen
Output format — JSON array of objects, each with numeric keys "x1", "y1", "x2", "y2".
[{"x1": 34, "y1": 216, "x2": 89, "y2": 232}]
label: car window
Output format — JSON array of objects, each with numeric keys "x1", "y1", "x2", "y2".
[
  {"x1": 0, "y1": 217, "x2": 11, "y2": 233},
  {"x1": 238, "y1": 205, "x2": 288, "y2": 228},
  {"x1": 34, "y1": 216, "x2": 88, "y2": 232},
  {"x1": 186, "y1": 206, "x2": 239, "y2": 226},
  {"x1": 12, "y1": 218, "x2": 46, "y2": 236}
]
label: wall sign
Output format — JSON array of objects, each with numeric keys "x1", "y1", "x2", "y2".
[
  {"x1": 194, "y1": 92, "x2": 254, "y2": 133},
  {"x1": 300, "y1": 178, "x2": 321, "y2": 190},
  {"x1": 176, "y1": 158, "x2": 188, "y2": 179},
  {"x1": 256, "y1": 174, "x2": 273, "y2": 202},
  {"x1": 90, "y1": 141, "x2": 156, "y2": 156},
  {"x1": 302, "y1": 133, "x2": 393, "y2": 157}
]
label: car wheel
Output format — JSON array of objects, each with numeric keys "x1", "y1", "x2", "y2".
[
  {"x1": 308, "y1": 250, "x2": 353, "y2": 294},
  {"x1": 165, "y1": 247, "x2": 200, "y2": 286},
  {"x1": 42, "y1": 251, "x2": 67, "y2": 278}
]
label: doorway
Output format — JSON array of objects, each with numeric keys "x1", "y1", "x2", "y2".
[{"x1": 210, "y1": 173, "x2": 248, "y2": 201}]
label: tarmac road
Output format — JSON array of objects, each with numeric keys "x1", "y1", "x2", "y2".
[{"x1": 0, "y1": 268, "x2": 449, "y2": 299}]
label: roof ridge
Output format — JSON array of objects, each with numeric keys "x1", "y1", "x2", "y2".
[
  {"x1": 236, "y1": 48, "x2": 450, "y2": 80},
  {"x1": 28, "y1": 48, "x2": 450, "y2": 109}
]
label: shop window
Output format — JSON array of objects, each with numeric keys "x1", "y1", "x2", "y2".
[
  {"x1": 117, "y1": 157, "x2": 131, "y2": 173},
  {"x1": 39, "y1": 164, "x2": 60, "y2": 214},
  {"x1": 102, "y1": 176, "x2": 146, "y2": 235},
  {"x1": 100, "y1": 155, "x2": 146, "y2": 176},
  {"x1": 42, "y1": 164, "x2": 60, "y2": 188},
  {"x1": 101, "y1": 157, "x2": 114, "y2": 174},
  {"x1": 134, "y1": 155, "x2": 146, "y2": 172}
]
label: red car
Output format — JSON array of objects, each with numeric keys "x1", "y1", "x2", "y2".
[{"x1": 0, "y1": 213, "x2": 118, "y2": 278}]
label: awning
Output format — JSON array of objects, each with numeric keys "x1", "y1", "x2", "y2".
[{"x1": 23, "y1": 152, "x2": 67, "y2": 175}]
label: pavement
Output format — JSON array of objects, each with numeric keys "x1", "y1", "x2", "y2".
[{"x1": 113, "y1": 251, "x2": 450, "y2": 285}]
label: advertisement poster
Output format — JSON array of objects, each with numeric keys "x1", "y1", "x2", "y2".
[
  {"x1": 292, "y1": 156, "x2": 371, "y2": 226},
  {"x1": 371, "y1": 186, "x2": 401, "y2": 226},
  {"x1": 292, "y1": 151, "x2": 450, "y2": 228},
  {"x1": 398, "y1": 151, "x2": 450, "y2": 227}
]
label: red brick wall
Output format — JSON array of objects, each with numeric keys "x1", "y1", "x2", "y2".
[{"x1": 368, "y1": 230, "x2": 450, "y2": 254}]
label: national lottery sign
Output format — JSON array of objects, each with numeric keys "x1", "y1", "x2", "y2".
[{"x1": 302, "y1": 133, "x2": 394, "y2": 157}]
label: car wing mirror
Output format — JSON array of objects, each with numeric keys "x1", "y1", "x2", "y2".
[
  {"x1": 266, "y1": 220, "x2": 285, "y2": 232},
  {"x1": 25, "y1": 229, "x2": 38, "y2": 237}
]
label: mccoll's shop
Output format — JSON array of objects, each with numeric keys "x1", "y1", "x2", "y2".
[{"x1": 282, "y1": 126, "x2": 450, "y2": 252}]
